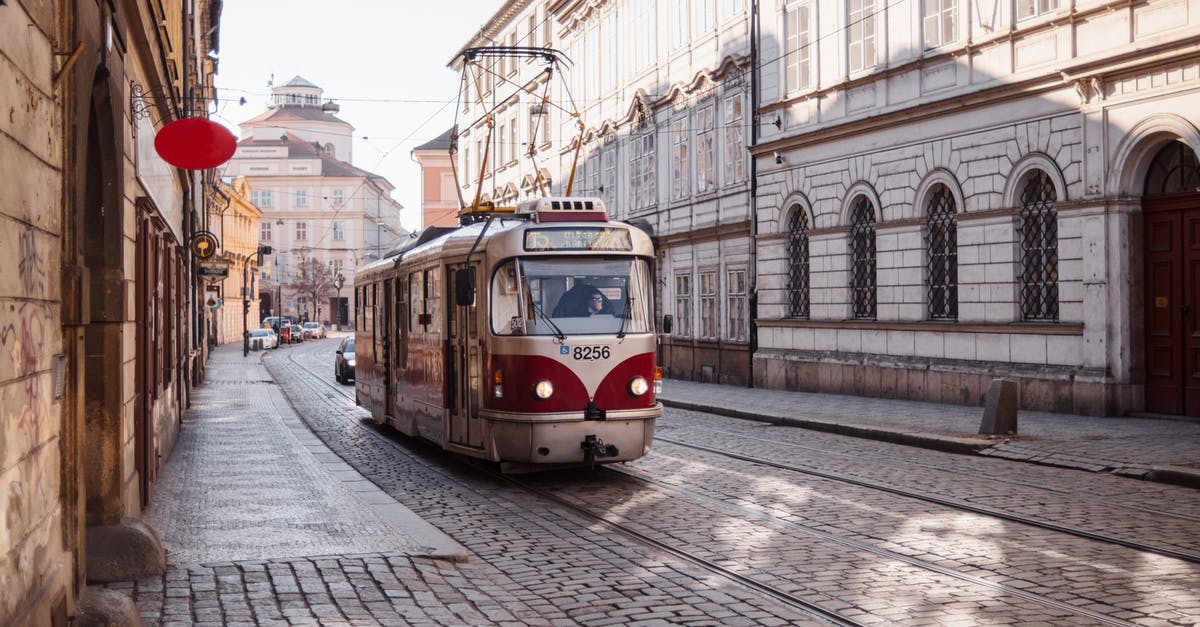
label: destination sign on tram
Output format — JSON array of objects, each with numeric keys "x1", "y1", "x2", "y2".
[{"x1": 524, "y1": 227, "x2": 632, "y2": 252}]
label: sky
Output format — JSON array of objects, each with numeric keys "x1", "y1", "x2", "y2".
[{"x1": 214, "y1": 1, "x2": 503, "y2": 231}]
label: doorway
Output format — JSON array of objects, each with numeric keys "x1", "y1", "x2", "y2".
[{"x1": 1142, "y1": 141, "x2": 1200, "y2": 417}]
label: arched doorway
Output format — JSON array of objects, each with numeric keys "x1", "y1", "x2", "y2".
[{"x1": 1142, "y1": 140, "x2": 1200, "y2": 417}]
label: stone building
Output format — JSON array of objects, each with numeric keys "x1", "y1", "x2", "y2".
[
  {"x1": 753, "y1": 0, "x2": 1200, "y2": 417},
  {"x1": 223, "y1": 77, "x2": 408, "y2": 328},
  {"x1": 455, "y1": 0, "x2": 757, "y2": 384},
  {"x1": 207, "y1": 177, "x2": 264, "y2": 344},
  {"x1": 0, "y1": 0, "x2": 220, "y2": 624}
]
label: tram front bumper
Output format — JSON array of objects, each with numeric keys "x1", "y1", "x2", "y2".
[{"x1": 483, "y1": 406, "x2": 659, "y2": 464}]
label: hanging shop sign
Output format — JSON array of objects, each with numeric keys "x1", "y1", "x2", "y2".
[
  {"x1": 154, "y1": 117, "x2": 237, "y2": 170},
  {"x1": 191, "y1": 230, "x2": 219, "y2": 260}
]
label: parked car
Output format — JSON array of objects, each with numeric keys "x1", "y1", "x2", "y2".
[
  {"x1": 288, "y1": 324, "x2": 306, "y2": 343},
  {"x1": 334, "y1": 337, "x2": 355, "y2": 383},
  {"x1": 247, "y1": 328, "x2": 278, "y2": 350},
  {"x1": 302, "y1": 322, "x2": 326, "y2": 339}
]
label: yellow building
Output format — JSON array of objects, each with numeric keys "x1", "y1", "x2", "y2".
[{"x1": 207, "y1": 177, "x2": 265, "y2": 345}]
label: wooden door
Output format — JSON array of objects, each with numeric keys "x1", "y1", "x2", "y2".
[{"x1": 1144, "y1": 200, "x2": 1200, "y2": 417}]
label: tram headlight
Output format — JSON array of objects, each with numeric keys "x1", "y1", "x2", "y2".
[
  {"x1": 534, "y1": 380, "x2": 554, "y2": 400},
  {"x1": 628, "y1": 376, "x2": 649, "y2": 397}
]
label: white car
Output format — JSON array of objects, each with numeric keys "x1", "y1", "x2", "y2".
[
  {"x1": 302, "y1": 322, "x2": 326, "y2": 339},
  {"x1": 248, "y1": 328, "x2": 278, "y2": 350}
]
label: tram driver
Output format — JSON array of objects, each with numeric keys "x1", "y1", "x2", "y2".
[{"x1": 553, "y1": 283, "x2": 613, "y2": 317}]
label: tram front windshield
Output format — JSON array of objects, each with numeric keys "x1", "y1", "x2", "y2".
[{"x1": 491, "y1": 257, "x2": 652, "y2": 336}]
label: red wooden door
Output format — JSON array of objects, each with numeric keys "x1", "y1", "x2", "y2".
[{"x1": 1144, "y1": 200, "x2": 1200, "y2": 417}]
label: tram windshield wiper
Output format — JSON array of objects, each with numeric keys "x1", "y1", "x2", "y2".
[
  {"x1": 531, "y1": 299, "x2": 566, "y2": 341},
  {"x1": 616, "y1": 296, "x2": 633, "y2": 339}
]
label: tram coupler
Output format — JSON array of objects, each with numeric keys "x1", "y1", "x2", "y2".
[
  {"x1": 584, "y1": 401, "x2": 606, "y2": 421},
  {"x1": 581, "y1": 435, "x2": 619, "y2": 459}
]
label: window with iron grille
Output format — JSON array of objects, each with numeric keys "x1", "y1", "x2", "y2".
[
  {"x1": 727, "y1": 269, "x2": 747, "y2": 341},
  {"x1": 1018, "y1": 170, "x2": 1058, "y2": 320},
  {"x1": 926, "y1": 184, "x2": 957, "y2": 319},
  {"x1": 849, "y1": 197, "x2": 877, "y2": 319},
  {"x1": 674, "y1": 273, "x2": 692, "y2": 337},
  {"x1": 700, "y1": 271, "x2": 718, "y2": 339},
  {"x1": 787, "y1": 208, "x2": 810, "y2": 318}
]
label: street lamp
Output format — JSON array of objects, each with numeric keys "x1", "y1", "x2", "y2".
[
  {"x1": 333, "y1": 272, "x2": 345, "y2": 330},
  {"x1": 243, "y1": 244, "x2": 272, "y2": 357}
]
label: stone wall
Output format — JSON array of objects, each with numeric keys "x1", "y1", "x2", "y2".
[{"x1": 0, "y1": 1, "x2": 72, "y2": 624}]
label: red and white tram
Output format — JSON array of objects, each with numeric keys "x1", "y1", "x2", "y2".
[{"x1": 354, "y1": 197, "x2": 663, "y2": 470}]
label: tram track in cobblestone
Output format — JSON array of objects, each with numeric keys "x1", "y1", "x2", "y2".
[
  {"x1": 278, "y1": 345, "x2": 1192, "y2": 626},
  {"x1": 653, "y1": 433, "x2": 1200, "y2": 566},
  {"x1": 278, "y1": 344, "x2": 862, "y2": 626}
]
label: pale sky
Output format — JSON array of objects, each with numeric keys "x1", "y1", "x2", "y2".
[{"x1": 214, "y1": 1, "x2": 503, "y2": 231}]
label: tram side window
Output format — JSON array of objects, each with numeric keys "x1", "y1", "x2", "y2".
[{"x1": 409, "y1": 271, "x2": 421, "y2": 331}]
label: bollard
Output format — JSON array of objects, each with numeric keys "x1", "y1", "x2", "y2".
[{"x1": 979, "y1": 377, "x2": 1018, "y2": 435}]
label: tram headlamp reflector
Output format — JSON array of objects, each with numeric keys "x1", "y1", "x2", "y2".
[
  {"x1": 628, "y1": 376, "x2": 649, "y2": 397},
  {"x1": 534, "y1": 380, "x2": 554, "y2": 399}
]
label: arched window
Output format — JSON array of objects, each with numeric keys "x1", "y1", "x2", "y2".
[
  {"x1": 925, "y1": 184, "x2": 957, "y2": 319},
  {"x1": 1018, "y1": 170, "x2": 1058, "y2": 321},
  {"x1": 849, "y1": 196, "x2": 877, "y2": 319},
  {"x1": 1145, "y1": 141, "x2": 1200, "y2": 194},
  {"x1": 786, "y1": 207, "x2": 810, "y2": 318}
]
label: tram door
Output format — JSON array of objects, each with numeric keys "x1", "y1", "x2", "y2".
[
  {"x1": 382, "y1": 279, "x2": 395, "y2": 420},
  {"x1": 447, "y1": 263, "x2": 484, "y2": 449}
]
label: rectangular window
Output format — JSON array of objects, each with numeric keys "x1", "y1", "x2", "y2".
[
  {"x1": 727, "y1": 269, "x2": 746, "y2": 341},
  {"x1": 674, "y1": 273, "x2": 692, "y2": 337},
  {"x1": 1017, "y1": 0, "x2": 1058, "y2": 19},
  {"x1": 785, "y1": 1, "x2": 812, "y2": 92},
  {"x1": 508, "y1": 31, "x2": 518, "y2": 75},
  {"x1": 260, "y1": 221, "x2": 272, "y2": 242},
  {"x1": 694, "y1": 0, "x2": 714, "y2": 33},
  {"x1": 630, "y1": 0, "x2": 657, "y2": 72},
  {"x1": 331, "y1": 189, "x2": 345, "y2": 207},
  {"x1": 332, "y1": 259, "x2": 343, "y2": 275},
  {"x1": 672, "y1": 0, "x2": 689, "y2": 48},
  {"x1": 696, "y1": 104, "x2": 715, "y2": 193},
  {"x1": 250, "y1": 190, "x2": 273, "y2": 208},
  {"x1": 722, "y1": 0, "x2": 744, "y2": 18},
  {"x1": 602, "y1": 146, "x2": 616, "y2": 207},
  {"x1": 671, "y1": 117, "x2": 689, "y2": 200},
  {"x1": 332, "y1": 221, "x2": 344, "y2": 241},
  {"x1": 529, "y1": 14, "x2": 539, "y2": 48},
  {"x1": 699, "y1": 271, "x2": 717, "y2": 339},
  {"x1": 295, "y1": 189, "x2": 308, "y2": 207},
  {"x1": 723, "y1": 94, "x2": 745, "y2": 184},
  {"x1": 923, "y1": 0, "x2": 957, "y2": 48},
  {"x1": 848, "y1": 0, "x2": 877, "y2": 73},
  {"x1": 603, "y1": 13, "x2": 618, "y2": 90},
  {"x1": 296, "y1": 221, "x2": 307, "y2": 241},
  {"x1": 586, "y1": 26, "x2": 600, "y2": 99},
  {"x1": 510, "y1": 116, "x2": 519, "y2": 163},
  {"x1": 632, "y1": 129, "x2": 657, "y2": 211},
  {"x1": 571, "y1": 38, "x2": 585, "y2": 100}
]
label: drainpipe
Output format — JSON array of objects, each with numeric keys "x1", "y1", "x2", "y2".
[{"x1": 748, "y1": 0, "x2": 761, "y2": 388}]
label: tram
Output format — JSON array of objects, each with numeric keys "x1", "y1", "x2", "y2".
[{"x1": 353, "y1": 197, "x2": 664, "y2": 470}]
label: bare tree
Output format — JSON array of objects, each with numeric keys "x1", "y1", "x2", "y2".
[{"x1": 292, "y1": 257, "x2": 336, "y2": 322}]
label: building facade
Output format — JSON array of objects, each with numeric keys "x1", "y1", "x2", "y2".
[
  {"x1": 754, "y1": 0, "x2": 1200, "y2": 416},
  {"x1": 208, "y1": 177, "x2": 264, "y2": 344},
  {"x1": 1, "y1": 0, "x2": 220, "y2": 623},
  {"x1": 411, "y1": 128, "x2": 461, "y2": 229},
  {"x1": 223, "y1": 77, "x2": 408, "y2": 329},
  {"x1": 455, "y1": 0, "x2": 757, "y2": 384}
]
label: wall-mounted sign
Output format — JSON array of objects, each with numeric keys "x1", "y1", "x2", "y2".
[
  {"x1": 154, "y1": 118, "x2": 237, "y2": 170},
  {"x1": 198, "y1": 261, "x2": 230, "y2": 283},
  {"x1": 191, "y1": 230, "x2": 219, "y2": 259}
]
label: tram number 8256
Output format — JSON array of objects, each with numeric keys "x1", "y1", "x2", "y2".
[{"x1": 571, "y1": 345, "x2": 611, "y2": 360}]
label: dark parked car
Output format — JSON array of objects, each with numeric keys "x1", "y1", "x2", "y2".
[{"x1": 335, "y1": 336, "x2": 355, "y2": 384}]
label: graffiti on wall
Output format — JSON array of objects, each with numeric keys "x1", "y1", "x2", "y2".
[{"x1": 18, "y1": 225, "x2": 47, "y2": 296}]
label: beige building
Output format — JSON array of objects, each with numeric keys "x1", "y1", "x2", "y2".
[
  {"x1": 0, "y1": 0, "x2": 220, "y2": 623},
  {"x1": 223, "y1": 77, "x2": 408, "y2": 328},
  {"x1": 207, "y1": 177, "x2": 264, "y2": 344}
]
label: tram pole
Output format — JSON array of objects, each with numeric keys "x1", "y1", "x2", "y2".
[{"x1": 242, "y1": 244, "x2": 272, "y2": 357}]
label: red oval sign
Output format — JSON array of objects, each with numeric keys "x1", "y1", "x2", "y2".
[{"x1": 154, "y1": 118, "x2": 237, "y2": 170}]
